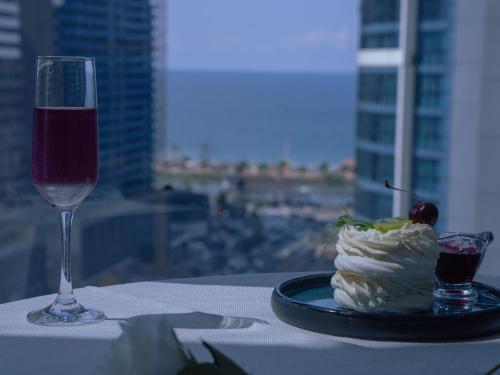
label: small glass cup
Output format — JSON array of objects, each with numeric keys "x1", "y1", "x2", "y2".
[{"x1": 433, "y1": 231, "x2": 494, "y2": 311}]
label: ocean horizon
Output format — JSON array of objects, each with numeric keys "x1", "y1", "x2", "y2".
[{"x1": 167, "y1": 70, "x2": 356, "y2": 166}]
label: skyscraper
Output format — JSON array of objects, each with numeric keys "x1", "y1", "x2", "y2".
[
  {"x1": 0, "y1": 0, "x2": 26, "y2": 200},
  {"x1": 355, "y1": 0, "x2": 400, "y2": 220},
  {"x1": 355, "y1": 0, "x2": 500, "y2": 274},
  {"x1": 150, "y1": 0, "x2": 168, "y2": 170},
  {"x1": 20, "y1": 0, "x2": 154, "y2": 195},
  {"x1": 0, "y1": 0, "x2": 167, "y2": 300}
]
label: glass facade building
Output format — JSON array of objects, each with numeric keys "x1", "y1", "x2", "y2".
[
  {"x1": 54, "y1": 0, "x2": 154, "y2": 195},
  {"x1": 355, "y1": 0, "x2": 451, "y2": 224},
  {"x1": 412, "y1": 0, "x2": 451, "y2": 224},
  {"x1": 0, "y1": 0, "x2": 164, "y2": 302},
  {"x1": 150, "y1": 0, "x2": 168, "y2": 171},
  {"x1": 360, "y1": 0, "x2": 400, "y2": 49},
  {"x1": 17, "y1": 0, "x2": 154, "y2": 196},
  {"x1": 0, "y1": 0, "x2": 26, "y2": 200},
  {"x1": 355, "y1": 68, "x2": 398, "y2": 218}
]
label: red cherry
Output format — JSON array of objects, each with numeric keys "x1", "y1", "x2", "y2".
[
  {"x1": 384, "y1": 180, "x2": 439, "y2": 227},
  {"x1": 409, "y1": 201, "x2": 439, "y2": 227}
]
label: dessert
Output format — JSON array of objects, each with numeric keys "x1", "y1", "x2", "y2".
[
  {"x1": 331, "y1": 181, "x2": 441, "y2": 313},
  {"x1": 331, "y1": 222, "x2": 440, "y2": 313}
]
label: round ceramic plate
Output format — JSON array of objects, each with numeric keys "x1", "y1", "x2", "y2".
[{"x1": 271, "y1": 273, "x2": 500, "y2": 341}]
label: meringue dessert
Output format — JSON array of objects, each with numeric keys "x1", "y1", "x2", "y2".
[{"x1": 331, "y1": 220, "x2": 441, "y2": 313}]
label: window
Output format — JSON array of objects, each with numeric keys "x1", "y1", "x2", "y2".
[
  {"x1": 361, "y1": 0, "x2": 400, "y2": 25},
  {"x1": 355, "y1": 188, "x2": 392, "y2": 220},
  {"x1": 358, "y1": 71, "x2": 397, "y2": 105},
  {"x1": 356, "y1": 150, "x2": 394, "y2": 184},
  {"x1": 414, "y1": 116, "x2": 442, "y2": 151},
  {"x1": 358, "y1": 112, "x2": 395, "y2": 145},
  {"x1": 361, "y1": 32, "x2": 398, "y2": 48},
  {"x1": 416, "y1": 74, "x2": 445, "y2": 109},
  {"x1": 419, "y1": 0, "x2": 450, "y2": 22},
  {"x1": 413, "y1": 158, "x2": 440, "y2": 191},
  {"x1": 417, "y1": 32, "x2": 447, "y2": 65}
]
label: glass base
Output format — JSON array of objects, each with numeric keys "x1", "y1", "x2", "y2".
[
  {"x1": 433, "y1": 282, "x2": 478, "y2": 311},
  {"x1": 27, "y1": 299, "x2": 106, "y2": 326}
]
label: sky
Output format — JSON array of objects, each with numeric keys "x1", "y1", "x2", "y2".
[{"x1": 167, "y1": 0, "x2": 359, "y2": 73}]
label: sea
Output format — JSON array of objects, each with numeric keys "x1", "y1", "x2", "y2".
[{"x1": 167, "y1": 70, "x2": 356, "y2": 166}]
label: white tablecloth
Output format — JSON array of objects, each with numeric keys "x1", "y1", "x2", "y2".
[{"x1": 0, "y1": 272, "x2": 499, "y2": 375}]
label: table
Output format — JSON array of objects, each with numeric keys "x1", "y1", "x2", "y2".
[{"x1": 0, "y1": 272, "x2": 499, "y2": 375}]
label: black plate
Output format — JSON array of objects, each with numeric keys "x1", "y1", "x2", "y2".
[{"x1": 271, "y1": 273, "x2": 500, "y2": 341}]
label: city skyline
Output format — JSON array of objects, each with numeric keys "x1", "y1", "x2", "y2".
[
  {"x1": 1, "y1": 0, "x2": 499, "y2": 309},
  {"x1": 0, "y1": 0, "x2": 346, "y2": 306}
]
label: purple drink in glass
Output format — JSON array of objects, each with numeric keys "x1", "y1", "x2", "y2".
[
  {"x1": 28, "y1": 56, "x2": 105, "y2": 326},
  {"x1": 32, "y1": 107, "x2": 98, "y2": 206}
]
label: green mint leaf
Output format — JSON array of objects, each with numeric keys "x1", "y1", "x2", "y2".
[{"x1": 336, "y1": 214, "x2": 373, "y2": 231}]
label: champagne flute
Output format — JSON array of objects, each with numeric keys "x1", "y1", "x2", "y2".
[{"x1": 27, "y1": 56, "x2": 105, "y2": 325}]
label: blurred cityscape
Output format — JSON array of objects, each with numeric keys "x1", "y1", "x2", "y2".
[
  {"x1": 0, "y1": 0, "x2": 352, "y2": 303},
  {"x1": 1, "y1": 0, "x2": 500, "y2": 304}
]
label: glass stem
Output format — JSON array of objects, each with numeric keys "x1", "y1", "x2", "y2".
[{"x1": 56, "y1": 206, "x2": 77, "y2": 304}]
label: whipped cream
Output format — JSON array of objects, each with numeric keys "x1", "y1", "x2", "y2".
[{"x1": 331, "y1": 223, "x2": 440, "y2": 313}]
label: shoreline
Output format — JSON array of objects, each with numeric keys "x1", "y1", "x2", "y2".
[{"x1": 155, "y1": 157, "x2": 356, "y2": 187}]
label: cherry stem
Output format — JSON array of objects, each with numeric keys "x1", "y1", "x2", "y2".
[{"x1": 384, "y1": 180, "x2": 421, "y2": 201}]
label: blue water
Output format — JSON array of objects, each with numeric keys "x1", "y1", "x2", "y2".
[{"x1": 167, "y1": 70, "x2": 356, "y2": 165}]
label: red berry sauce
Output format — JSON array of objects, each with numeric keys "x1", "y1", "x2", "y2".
[{"x1": 435, "y1": 241, "x2": 481, "y2": 283}]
